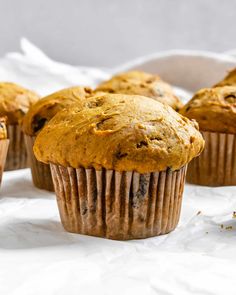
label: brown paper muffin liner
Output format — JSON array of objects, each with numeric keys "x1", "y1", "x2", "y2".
[
  {"x1": 5, "y1": 125, "x2": 28, "y2": 171},
  {"x1": 24, "y1": 135, "x2": 54, "y2": 191},
  {"x1": 50, "y1": 164, "x2": 187, "y2": 240},
  {"x1": 187, "y1": 131, "x2": 236, "y2": 186},
  {"x1": 0, "y1": 139, "x2": 9, "y2": 185}
]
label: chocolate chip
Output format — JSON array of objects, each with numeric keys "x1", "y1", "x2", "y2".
[
  {"x1": 116, "y1": 151, "x2": 128, "y2": 159},
  {"x1": 32, "y1": 115, "x2": 47, "y2": 133},
  {"x1": 190, "y1": 136, "x2": 195, "y2": 143},
  {"x1": 149, "y1": 137, "x2": 162, "y2": 141},
  {"x1": 82, "y1": 207, "x2": 88, "y2": 215},
  {"x1": 132, "y1": 175, "x2": 149, "y2": 208},
  {"x1": 136, "y1": 141, "x2": 148, "y2": 148},
  {"x1": 138, "y1": 175, "x2": 148, "y2": 197},
  {"x1": 185, "y1": 106, "x2": 191, "y2": 112}
]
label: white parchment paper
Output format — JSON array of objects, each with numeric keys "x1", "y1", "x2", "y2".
[{"x1": 0, "y1": 40, "x2": 236, "y2": 295}]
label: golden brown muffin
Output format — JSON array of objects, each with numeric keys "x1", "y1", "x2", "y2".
[
  {"x1": 95, "y1": 71, "x2": 183, "y2": 111},
  {"x1": 23, "y1": 86, "x2": 93, "y2": 191},
  {"x1": 34, "y1": 93, "x2": 204, "y2": 173},
  {"x1": 0, "y1": 117, "x2": 7, "y2": 140},
  {"x1": 22, "y1": 86, "x2": 93, "y2": 136},
  {"x1": 0, "y1": 82, "x2": 39, "y2": 125},
  {"x1": 214, "y1": 68, "x2": 236, "y2": 87},
  {"x1": 34, "y1": 93, "x2": 204, "y2": 240},
  {"x1": 0, "y1": 82, "x2": 39, "y2": 170},
  {"x1": 181, "y1": 86, "x2": 236, "y2": 186},
  {"x1": 180, "y1": 86, "x2": 236, "y2": 134}
]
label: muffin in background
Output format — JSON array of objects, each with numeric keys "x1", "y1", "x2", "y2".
[
  {"x1": 22, "y1": 86, "x2": 93, "y2": 191},
  {"x1": 95, "y1": 71, "x2": 183, "y2": 111},
  {"x1": 181, "y1": 86, "x2": 236, "y2": 186},
  {"x1": 0, "y1": 117, "x2": 9, "y2": 185},
  {"x1": 214, "y1": 68, "x2": 236, "y2": 87},
  {"x1": 34, "y1": 93, "x2": 204, "y2": 240},
  {"x1": 0, "y1": 82, "x2": 39, "y2": 170}
]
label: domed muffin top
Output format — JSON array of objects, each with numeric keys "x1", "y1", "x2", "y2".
[
  {"x1": 22, "y1": 86, "x2": 93, "y2": 136},
  {"x1": 214, "y1": 68, "x2": 236, "y2": 87},
  {"x1": 34, "y1": 93, "x2": 204, "y2": 173},
  {"x1": 180, "y1": 86, "x2": 236, "y2": 134},
  {"x1": 0, "y1": 117, "x2": 7, "y2": 140},
  {"x1": 0, "y1": 82, "x2": 39, "y2": 125},
  {"x1": 95, "y1": 71, "x2": 183, "y2": 111}
]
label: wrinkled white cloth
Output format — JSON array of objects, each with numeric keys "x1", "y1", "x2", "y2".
[{"x1": 0, "y1": 40, "x2": 236, "y2": 295}]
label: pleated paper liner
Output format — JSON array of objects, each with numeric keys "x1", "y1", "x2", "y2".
[
  {"x1": 50, "y1": 164, "x2": 187, "y2": 240},
  {"x1": 5, "y1": 125, "x2": 28, "y2": 171},
  {"x1": 24, "y1": 135, "x2": 54, "y2": 191},
  {"x1": 187, "y1": 131, "x2": 236, "y2": 186},
  {"x1": 0, "y1": 139, "x2": 9, "y2": 185}
]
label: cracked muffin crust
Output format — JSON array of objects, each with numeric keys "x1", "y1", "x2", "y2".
[
  {"x1": 180, "y1": 86, "x2": 236, "y2": 134},
  {"x1": 34, "y1": 93, "x2": 204, "y2": 173},
  {"x1": 0, "y1": 82, "x2": 39, "y2": 125},
  {"x1": 95, "y1": 71, "x2": 183, "y2": 111},
  {"x1": 22, "y1": 86, "x2": 93, "y2": 136}
]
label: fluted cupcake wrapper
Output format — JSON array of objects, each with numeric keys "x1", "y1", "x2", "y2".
[
  {"x1": 0, "y1": 139, "x2": 9, "y2": 185},
  {"x1": 50, "y1": 164, "x2": 187, "y2": 240},
  {"x1": 187, "y1": 131, "x2": 236, "y2": 186},
  {"x1": 5, "y1": 125, "x2": 28, "y2": 171},
  {"x1": 24, "y1": 135, "x2": 54, "y2": 191}
]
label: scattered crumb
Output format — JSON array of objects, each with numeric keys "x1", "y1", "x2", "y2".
[
  {"x1": 197, "y1": 211, "x2": 201, "y2": 215},
  {"x1": 219, "y1": 224, "x2": 234, "y2": 231},
  {"x1": 206, "y1": 232, "x2": 208, "y2": 234},
  {"x1": 233, "y1": 212, "x2": 236, "y2": 219}
]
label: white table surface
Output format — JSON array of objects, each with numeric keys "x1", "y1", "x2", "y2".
[
  {"x1": 1, "y1": 41, "x2": 236, "y2": 295},
  {"x1": 1, "y1": 169, "x2": 236, "y2": 295}
]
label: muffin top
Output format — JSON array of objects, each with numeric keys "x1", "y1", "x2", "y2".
[
  {"x1": 214, "y1": 68, "x2": 236, "y2": 87},
  {"x1": 34, "y1": 93, "x2": 204, "y2": 173},
  {"x1": 95, "y1": 71, "x2": 183, "y2": 111},
  {"x1": 0, "y1": 82, "x2": 39, "y2": 125},
  {"x1": 0, "y1": 117, "x2": 7, "y2": 140},
  {"x1": 180, "y1": 86, "x2": 236, "y2": 134},
  {"x1": 22, "y1": 86, "x2": 93, "y2": 136}
]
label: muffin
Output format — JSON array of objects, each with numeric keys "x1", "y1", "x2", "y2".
[
  {"x1": 0, "y1": 82, "x2": 39, "y2": 170},
  {"x1": 214, "y1": 68, "x2": 236, "y2": 87},
  {"x1": 95, "y1": 71, "x2": 183, "y2": 111},
  {"x1": 34, "y1": 93, "x2": 204, "y2": 240},
  {"x1": 181, "y1": 86, "x2": 236, "y2": 186},
  {"x1": 22, "y1": 86, "x2": 93, "y2": 191},
  {"x1": 0, "y1": 117, "x2": 9, "y2": 185}
]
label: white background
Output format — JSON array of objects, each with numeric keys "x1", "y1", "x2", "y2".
[{"x1": 1, "y1": 0, "x2": 236, "y2": 67}]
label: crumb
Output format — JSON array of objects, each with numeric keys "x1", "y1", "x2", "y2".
[
  {"x1": 225, "y1": 226, "x2": 233, "y2": 230},
  {"x1": 197, "y1": 211, "x2": 201, "y2": 215},
  {"x1": 220, "y1": 224, "x2": 224, "y2": 229},
  {"x1": 233, "y1": 212, "x2": 236, "y2": 218},
  {"x1": 206, "y1": 231, "x2": 208, "y2": 234}
]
